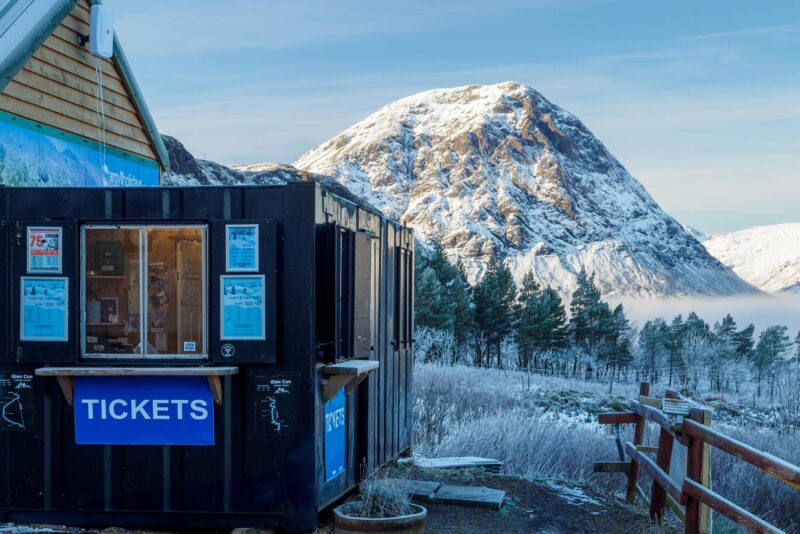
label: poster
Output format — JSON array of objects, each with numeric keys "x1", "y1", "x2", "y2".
[
  {"x1": 251, "y1": 373, "x2": 298, "y2": 437},
  {"x1": 0, "y1": 372, "x2": 35, "y2": 432},
  {"x1": 324, "y1": 388, "x2": 346, "y2": 481},
  {"x1": 221, "y1": 275, "x2": 265, "y2": 340},
  {"x1": 225, "y1": 224, "x2": 259, "y2": 272},
  {"x1": 20, "y1": 277, "x2": 68, "y2": 342},
  {"x1": 27, "y1": 227, "x2": 62, "y2": 273}
]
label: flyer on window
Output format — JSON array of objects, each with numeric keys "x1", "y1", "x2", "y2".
[
  {"x1": 225, "y1": 224, "x2": 259, "y2": 272},
  {"x1": 220, "y1": 275, "x2": 265, "y2": 340},
  {"x1": 27, "y1": 227, "x2": 62, "y2": 274},
  {"x1": 20, "y1": 277, "x2": 68, "y2": 342}
]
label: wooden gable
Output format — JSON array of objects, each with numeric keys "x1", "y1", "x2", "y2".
[{"x1": 0, "y1": 0, "x2": 157, "y2": 161}]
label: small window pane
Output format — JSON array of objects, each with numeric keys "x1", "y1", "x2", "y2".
[
  {"x1": 146, "y1": 228, "x2": 205, "y2": 355},
  {"x1": 85, "y1": 228, "x2": 141, "y2": 354}
]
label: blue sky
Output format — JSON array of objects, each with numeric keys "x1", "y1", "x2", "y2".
[{"x1": 105, "y1": 0, "x2": 799, "y2": 234}]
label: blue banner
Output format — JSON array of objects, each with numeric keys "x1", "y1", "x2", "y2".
[
  {"x1": 0, "y1": 112, "x2": 159, "y2": 188},
  {"x1": 324, "y1": 388, "x2": 346, "y2": 481},
  {"x1": 74, "y1": 376, "x2": 214, "y2": 445}
]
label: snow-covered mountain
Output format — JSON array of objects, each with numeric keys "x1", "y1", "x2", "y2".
[
  {"x1": 292, "y1": 82, "x2": 755, "y2": 298},
  {"x1": 704, "y1": 223, "x2": 800, "y2": 294},
  {"x1": 161, "y1": 135, "x2": 369, "y2": 206},
  {"x1": 683, "y1": 225, "x2": 711, "y2": 243}
]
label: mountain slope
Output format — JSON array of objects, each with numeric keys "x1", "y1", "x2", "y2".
[
  {"x1": 704, "y1": 223, "x2": 800, "y2": 294},
  {"x1": 161, "y1": 135, "x2": 370, "y2": 206},
  {"x1": 293, "y1": 82, "x2": 754, "y2": 297}
]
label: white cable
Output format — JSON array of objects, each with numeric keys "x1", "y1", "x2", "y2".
[{"x1": 95, "y1": 57, "x2": 107, "y2": 176}]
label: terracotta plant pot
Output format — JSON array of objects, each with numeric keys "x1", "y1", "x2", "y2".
[{"x1": 333, "y1": 502, "x2": 427, "y2": 534}]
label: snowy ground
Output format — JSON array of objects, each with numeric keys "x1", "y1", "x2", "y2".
[{"x1": 413, "y1": 362, "x2": 800, "y2": 531}]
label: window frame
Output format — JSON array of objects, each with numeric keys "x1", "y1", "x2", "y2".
[{"x1": 80, "y1": 223, "x2": 209, "y2": 360}]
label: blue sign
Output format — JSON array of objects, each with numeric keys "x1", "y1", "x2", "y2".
[
  {"x1": 221, "y1": 275, "x2": 265, "y2": 340},
  {"x1": 226, "y1": 224, "x2": 259, "y2": 272},
  {"x1": 20, "y1": 277, "x2": 68, "y2": 341},
  {"x1": 0, "y1": 112, "x2": 159, "y2": 188},
  {"x1": 74, "y1": 376, "x2": 214, "y2": 445},
  {"x1": 324, "y1": 388, "x2": 346, "y2": 481}
]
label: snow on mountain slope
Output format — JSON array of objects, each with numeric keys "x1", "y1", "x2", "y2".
[
  {"x1": 704, "y1": 223, "x2": 800, "y2": 294},
  {"x1": 293, "y1": 82, "x2": 755, "y2": 298}
]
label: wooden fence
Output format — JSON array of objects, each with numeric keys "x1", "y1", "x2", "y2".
[{"x1": 595, "y1": 383, "x2": 800, "y2": 534}]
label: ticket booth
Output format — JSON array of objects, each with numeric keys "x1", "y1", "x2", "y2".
[{"x1": 0, "y1": 183, "x2": 415, "y2": 532}]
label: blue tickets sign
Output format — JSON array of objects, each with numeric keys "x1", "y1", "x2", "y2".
[
  {"x1": 74, "y1": 376, "x2": 214, "y2": 445},
  {"x1": 324, "y1": 388, "x2": 346, "y2": 481}
]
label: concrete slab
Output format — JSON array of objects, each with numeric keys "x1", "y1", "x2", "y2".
[
  {"x1": 385, "y1": 479, "x2": 442, "y2": 500},
  {"x1": 431, "y1": 484, "x2": 506, "y2": 510},
  {"x1": 399, "y1": 456, "x2": 503, "y2": 473}
]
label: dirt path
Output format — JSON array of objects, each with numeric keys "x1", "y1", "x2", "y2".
[{"x1": 396, "y1": 467, "x2": 680, "y2": 534}]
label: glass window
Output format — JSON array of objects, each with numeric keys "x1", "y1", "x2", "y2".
[{"x1": 83, "y1": 226, "x2": 206, "y2": 357}]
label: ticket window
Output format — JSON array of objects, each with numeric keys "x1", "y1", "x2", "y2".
[{"x1": 82, "y1": 226, "x2": 207, "y2": 358}]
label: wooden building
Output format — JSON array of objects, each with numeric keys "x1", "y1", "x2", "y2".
[
  {"x1": 0, "y1": 0, "x2": 168, "y2": 186},
  {"x1": 0, "y1": 2, "x2": 416, "y2": 532}
]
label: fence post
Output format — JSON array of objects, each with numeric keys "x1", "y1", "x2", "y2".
[
  {"x1": 684, "y1": 407, "x2": 712, "y2": 533},
  {"x1": 626, "y1": 382, "x2": 650, "y2": 503},
  {"x1": 650, "y1": 425, "x2": 675, "y2": 523}
]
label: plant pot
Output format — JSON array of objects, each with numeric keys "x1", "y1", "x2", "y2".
[{"x1": 333, "y1": 502, "x2": 427, "y2": 534}]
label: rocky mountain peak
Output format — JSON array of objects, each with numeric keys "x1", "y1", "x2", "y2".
[{"x1": 293, "y1": 82, "x2": 756, "y2": 297}]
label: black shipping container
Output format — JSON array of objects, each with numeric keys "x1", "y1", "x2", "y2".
[{"x1": 0, "y1": 183, "x2": 415, "y2": 532}]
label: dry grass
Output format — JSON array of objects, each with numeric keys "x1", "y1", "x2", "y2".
[{"x1": 413, "y1": 361, "x2": 800, "y2": 532}]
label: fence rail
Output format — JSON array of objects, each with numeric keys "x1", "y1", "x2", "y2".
[{"x1": 595, "y1": 383, "x2": 799, "y2": 534}]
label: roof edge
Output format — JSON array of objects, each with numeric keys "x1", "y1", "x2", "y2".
[{"x1": 0, "y1": 0, "x2": 80, "y2": 91}]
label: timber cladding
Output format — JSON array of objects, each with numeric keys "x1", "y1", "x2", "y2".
[{"x1": 0, "y1": 0, "x2": 157, "y2": 161}]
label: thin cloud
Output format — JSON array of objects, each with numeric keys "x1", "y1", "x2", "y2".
[{"x1": 679, "y1": 24, "x2": 797, "y2": 42}]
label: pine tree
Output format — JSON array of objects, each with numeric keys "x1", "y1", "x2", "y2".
[
  {"x1": 450, "y1": 260, "x2": 474, "y2": 347},
  {"x1": 569, "y1": 268, "x2": 615, "y2": 363},
  {"x1": 733, "y1": 324, "x2": 755, "y2": 360},
  {"x1": 472, "y1": 259, "x2": 516, "y2": 366},
  {"x1": 638, "y1": 318, "x2": 668, "y2": 383},
  {"x1": 414, "y1": 267, "x2": 455, "y2": 333},
  {"x1": 794, "y1": 330, "x2": 800, "y2": 364},
  {"x1": 665, "y1": 315, "x2": 686, "y2": 386},
  {"x1": 753, "y1": 325, "x2": 792, "y2": 397},
  {"x1": 684, "y1": 312, "x2": 710, "y2": 339},
  {"x1": 516, "y1": 281, "x2": 569, "y2": 369}
]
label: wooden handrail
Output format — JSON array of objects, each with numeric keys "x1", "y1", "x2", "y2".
[
  {"x1": 682, "y1": 419, "x2": 800, "y2": 486},
  {"x1": 682, "y1": 479, "x2": 783, "y2": 534},
  {"x1": 597, "y1": 384, "x2": 799, "y2": 534},
  {"x1": 625, "y1": 441, "x2": 686, "y2": 505},
  {"x1": 598, "y1": 412, "x2": 638, "y2": 424},
  {"x1": 629, "y1": 400, "x2": 690, "y2": 447}
]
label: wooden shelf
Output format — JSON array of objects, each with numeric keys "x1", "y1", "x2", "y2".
[
  {"x1": 321, "y1": 359, "x2": 379, "y2": 402},
  {"x1": 35, "y1": 366, "x2": 238, "y2": 405}
]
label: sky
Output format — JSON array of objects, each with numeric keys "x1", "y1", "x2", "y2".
[{"x1": 105, "y1": 0, "x2": 800, "y2": 235}]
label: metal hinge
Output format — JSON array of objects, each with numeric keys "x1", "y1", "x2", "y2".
[
  {"x1": 14, "y1": 221, "x2": 22, "y2": 246},
  {"x1": 15, "y1": 346, "x2": 22, "y2": 363}
]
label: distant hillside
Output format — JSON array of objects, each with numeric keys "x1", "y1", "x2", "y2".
[{"x1": 704, "y1": 223, "x2": 800, "y2": 294}]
